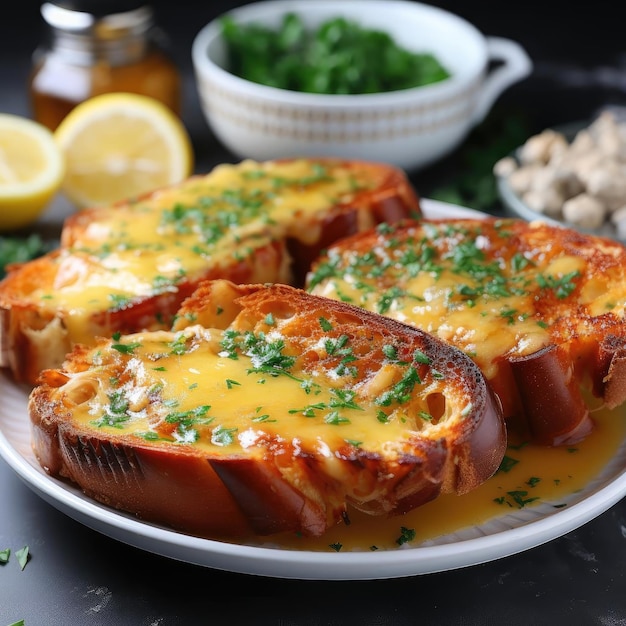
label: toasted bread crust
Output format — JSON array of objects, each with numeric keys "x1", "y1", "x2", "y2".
[
  {"x1": 1, "y1": 158, "x2": 420, "y2": 386},
  {"x1": 307, "y1": 217, "x2": 626, "y2": 445},
  {"x1": 29, "y1": 281, "x2": 505, "y2": 540}
]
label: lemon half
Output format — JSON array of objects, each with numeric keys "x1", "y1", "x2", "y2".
[
  {"x1": 0, "y1": 113, "x2": 65, "y2": 232},
  {"x1": 54, "y1": 93, "x2": 194, "y2": 209}
]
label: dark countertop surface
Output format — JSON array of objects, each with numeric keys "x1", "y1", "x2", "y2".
[{"x1": 2, "y1": 2, "x2": 626, "y2": 624}]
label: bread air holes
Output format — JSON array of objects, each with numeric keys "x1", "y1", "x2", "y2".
[
  {"x1": 260, "y1": 302, "x2": 297, "y2": 325},
  {"x1": 62, "y1": 376, "x2": 99, "y2": 406},
  {"x1": 425, "y1": 392, "x2": 446, "y2": 425},
  {"x1": 391, "y1": 392, "x2": 446, "y2": 431}
]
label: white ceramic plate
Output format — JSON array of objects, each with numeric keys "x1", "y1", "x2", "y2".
[{"x1": 2, "y1": 199, "x2": 626, "y2": 581}]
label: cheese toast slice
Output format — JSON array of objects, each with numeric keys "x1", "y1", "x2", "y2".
[
  {"x1": 28, "y1": 280, "x2": 505, "y2": 540},
  {"x1": 306, "y1": 217, "x2": 626, "y2": 446},
  {"x1": 0, "y1": 158, "x2": 420, "y2": 385}
]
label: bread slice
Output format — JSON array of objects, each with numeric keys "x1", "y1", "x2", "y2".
[
  {"x1": 306, "y1": 217, "x2": 626, "y2": 446},
  {"x1": 0, "y1": 158, "x2": 420, "y2": 385},
  {"x1": 28, "y1": 280, "x2": 505, "y2": 540}
]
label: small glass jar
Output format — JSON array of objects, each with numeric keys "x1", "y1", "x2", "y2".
[{"x1": 29, "y1": 0, "x2": 182, "y2": 130}]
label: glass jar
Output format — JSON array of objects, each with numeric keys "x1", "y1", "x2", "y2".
[{"x1": 29, "y1": 0, "x2": 182, "y2": 130}]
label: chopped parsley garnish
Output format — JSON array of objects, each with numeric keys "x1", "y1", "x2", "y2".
[
  {"x1": 169, "y1": 333, "x2": 190, "y2": 355},
  {"x1": 345, "y1": 438, "x2": 363, "y2": 447},
  {"x1": 245, "y1": 333, "x2": 297, "y2": 375},
  {"x1": 375, "y1": 366, "x2": 421, "y2": 407},
  {"x1": 108, "y1": 293, "x2": 133, "y2": 309},
  {"x1": 211, "y1": 425, "x2": 238, "y2": 446},
  {"x1": 163, "y1": 405, "x2": 214, "y2": 443},
  {"x1": 319, "y1": 316, "x2": 333, "y2": 332},
  {"x1": 382, "y1": 344, "x2": 398, "y2": 361},
  {"x1": 395, "y1": 526, "x2": 416, "y2": 545},
  {"x1": 111, "y1": 340, "x2": 142, "y2": 355},
  {"x1": 536, "y1": 271, "x2": 580, "y2": 299},
  {"x1": 324, "y1": 333, "x2": 349, "y2": 356},
  {"x1": 497, "y1": 455, "x2": 520, "y2": 474},
  {"x1": 494, "y1": 489, "x2": 542, "y2": 509},
  {"x1": 222, "y1": 13, "x2": 450, "y2": 95},
  {"x1": 93, "y1": 390, "x2": 131, "y2": 428},
  {"x1": 289, "y1": 388, "x2": 363, "y2": 425}
]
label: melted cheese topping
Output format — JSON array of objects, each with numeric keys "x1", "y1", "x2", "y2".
[
  {"x1": 307, "y1": 219, "x2": 626, "y2": 379},
  {"x1": 33, "y1": 159, "x2": 377, "y2": 343},
  {"x1": 63, "y1": 325, "x2": 446, "y2": 456}
]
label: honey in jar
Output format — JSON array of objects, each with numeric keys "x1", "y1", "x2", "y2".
[{"x1": 30, "y1": 0, "x2": 182, "y2": 130}]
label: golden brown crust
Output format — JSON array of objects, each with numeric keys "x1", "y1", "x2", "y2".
[
  {"x1": 28, "y1": 280, "x2": 505, "y2": 540},
  {"x1": 307, "y1": 217, "x2": 626, "y2": 445},
  {"x1": 1, "y1": 158, "x2": 420, "y2": 386}
]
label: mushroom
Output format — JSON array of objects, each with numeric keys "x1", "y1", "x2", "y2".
[{"x1": 497, "y1": 110, "x2": 626, "y2": 234}]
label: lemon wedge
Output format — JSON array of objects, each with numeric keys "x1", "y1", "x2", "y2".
[
  {"x1": 54, "y1": 92, "x2": 194, "y2": 208},
  {"x1": 0, "y1": 113, "x2": 65, "y2": 232}
]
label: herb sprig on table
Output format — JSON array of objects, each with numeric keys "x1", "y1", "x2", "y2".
[
  {"x1": 0, "y1": 545, "x2": 30, "y2": 570},
  {"x1": 0, "y1": 234, "x2": 54, "y2": 279}
]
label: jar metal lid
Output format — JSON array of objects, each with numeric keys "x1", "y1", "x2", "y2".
[
  {"x1": 41, "y1": 1, "x2": 153, "y2": 34},
  {"x1": 45, "y1": 1, "x2": 148, "y2": 18}
]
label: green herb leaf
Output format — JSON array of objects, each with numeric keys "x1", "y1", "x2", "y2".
[
  {"x1": 497, "y1": 455, "x2": 519, "y2": 473},
  {"x1": 395, "y1": 526, "x2": 416, "y2": 545},
  {"x1": 0, "y1": 548, "x2": 10, "y2": 564},
  {"x1": 15, "y1": 546, "x2": 29, "y2": 571},
  {"x1": 319, "y1": 316, "x2": 333, "y2": 332},
  {"x1": 111, "y1": 341, "x2": 142, "y2": 355},
  {"x1": 211, "y1": 425, "x2": 238, "y2": 446}
]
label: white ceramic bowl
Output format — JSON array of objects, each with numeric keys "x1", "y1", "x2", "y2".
[{"x1": 191, "y1": 0, "x2": 532, "y2": 172}]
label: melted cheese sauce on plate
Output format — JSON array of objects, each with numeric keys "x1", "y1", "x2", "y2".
[{"x1": 265, "y1": 402, "x2": 626, "y2": 552}]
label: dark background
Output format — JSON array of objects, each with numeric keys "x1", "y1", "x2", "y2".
[
  {"x1": 2, "y1": 2, "x2": 626, "y2": 625},
  {"x1": 3, "y1": 0, "x2": 626, "y2": 179}
]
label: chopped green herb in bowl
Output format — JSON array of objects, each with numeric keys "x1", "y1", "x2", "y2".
[{"x1": 221, "y1": 13, "x2": 451, "y2": 95}]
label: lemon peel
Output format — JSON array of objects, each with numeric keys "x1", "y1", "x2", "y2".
[
  {"x1": 0, "y1": 113, "x2": 65, "y2": 231},
  {"x1": 54, "y1": 92, "x2": 194, "y2": 208}
]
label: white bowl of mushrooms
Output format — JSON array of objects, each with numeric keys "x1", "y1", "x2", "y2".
[{"x1": 495, "y1": 109, "x2": 626, "y2": 241}]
